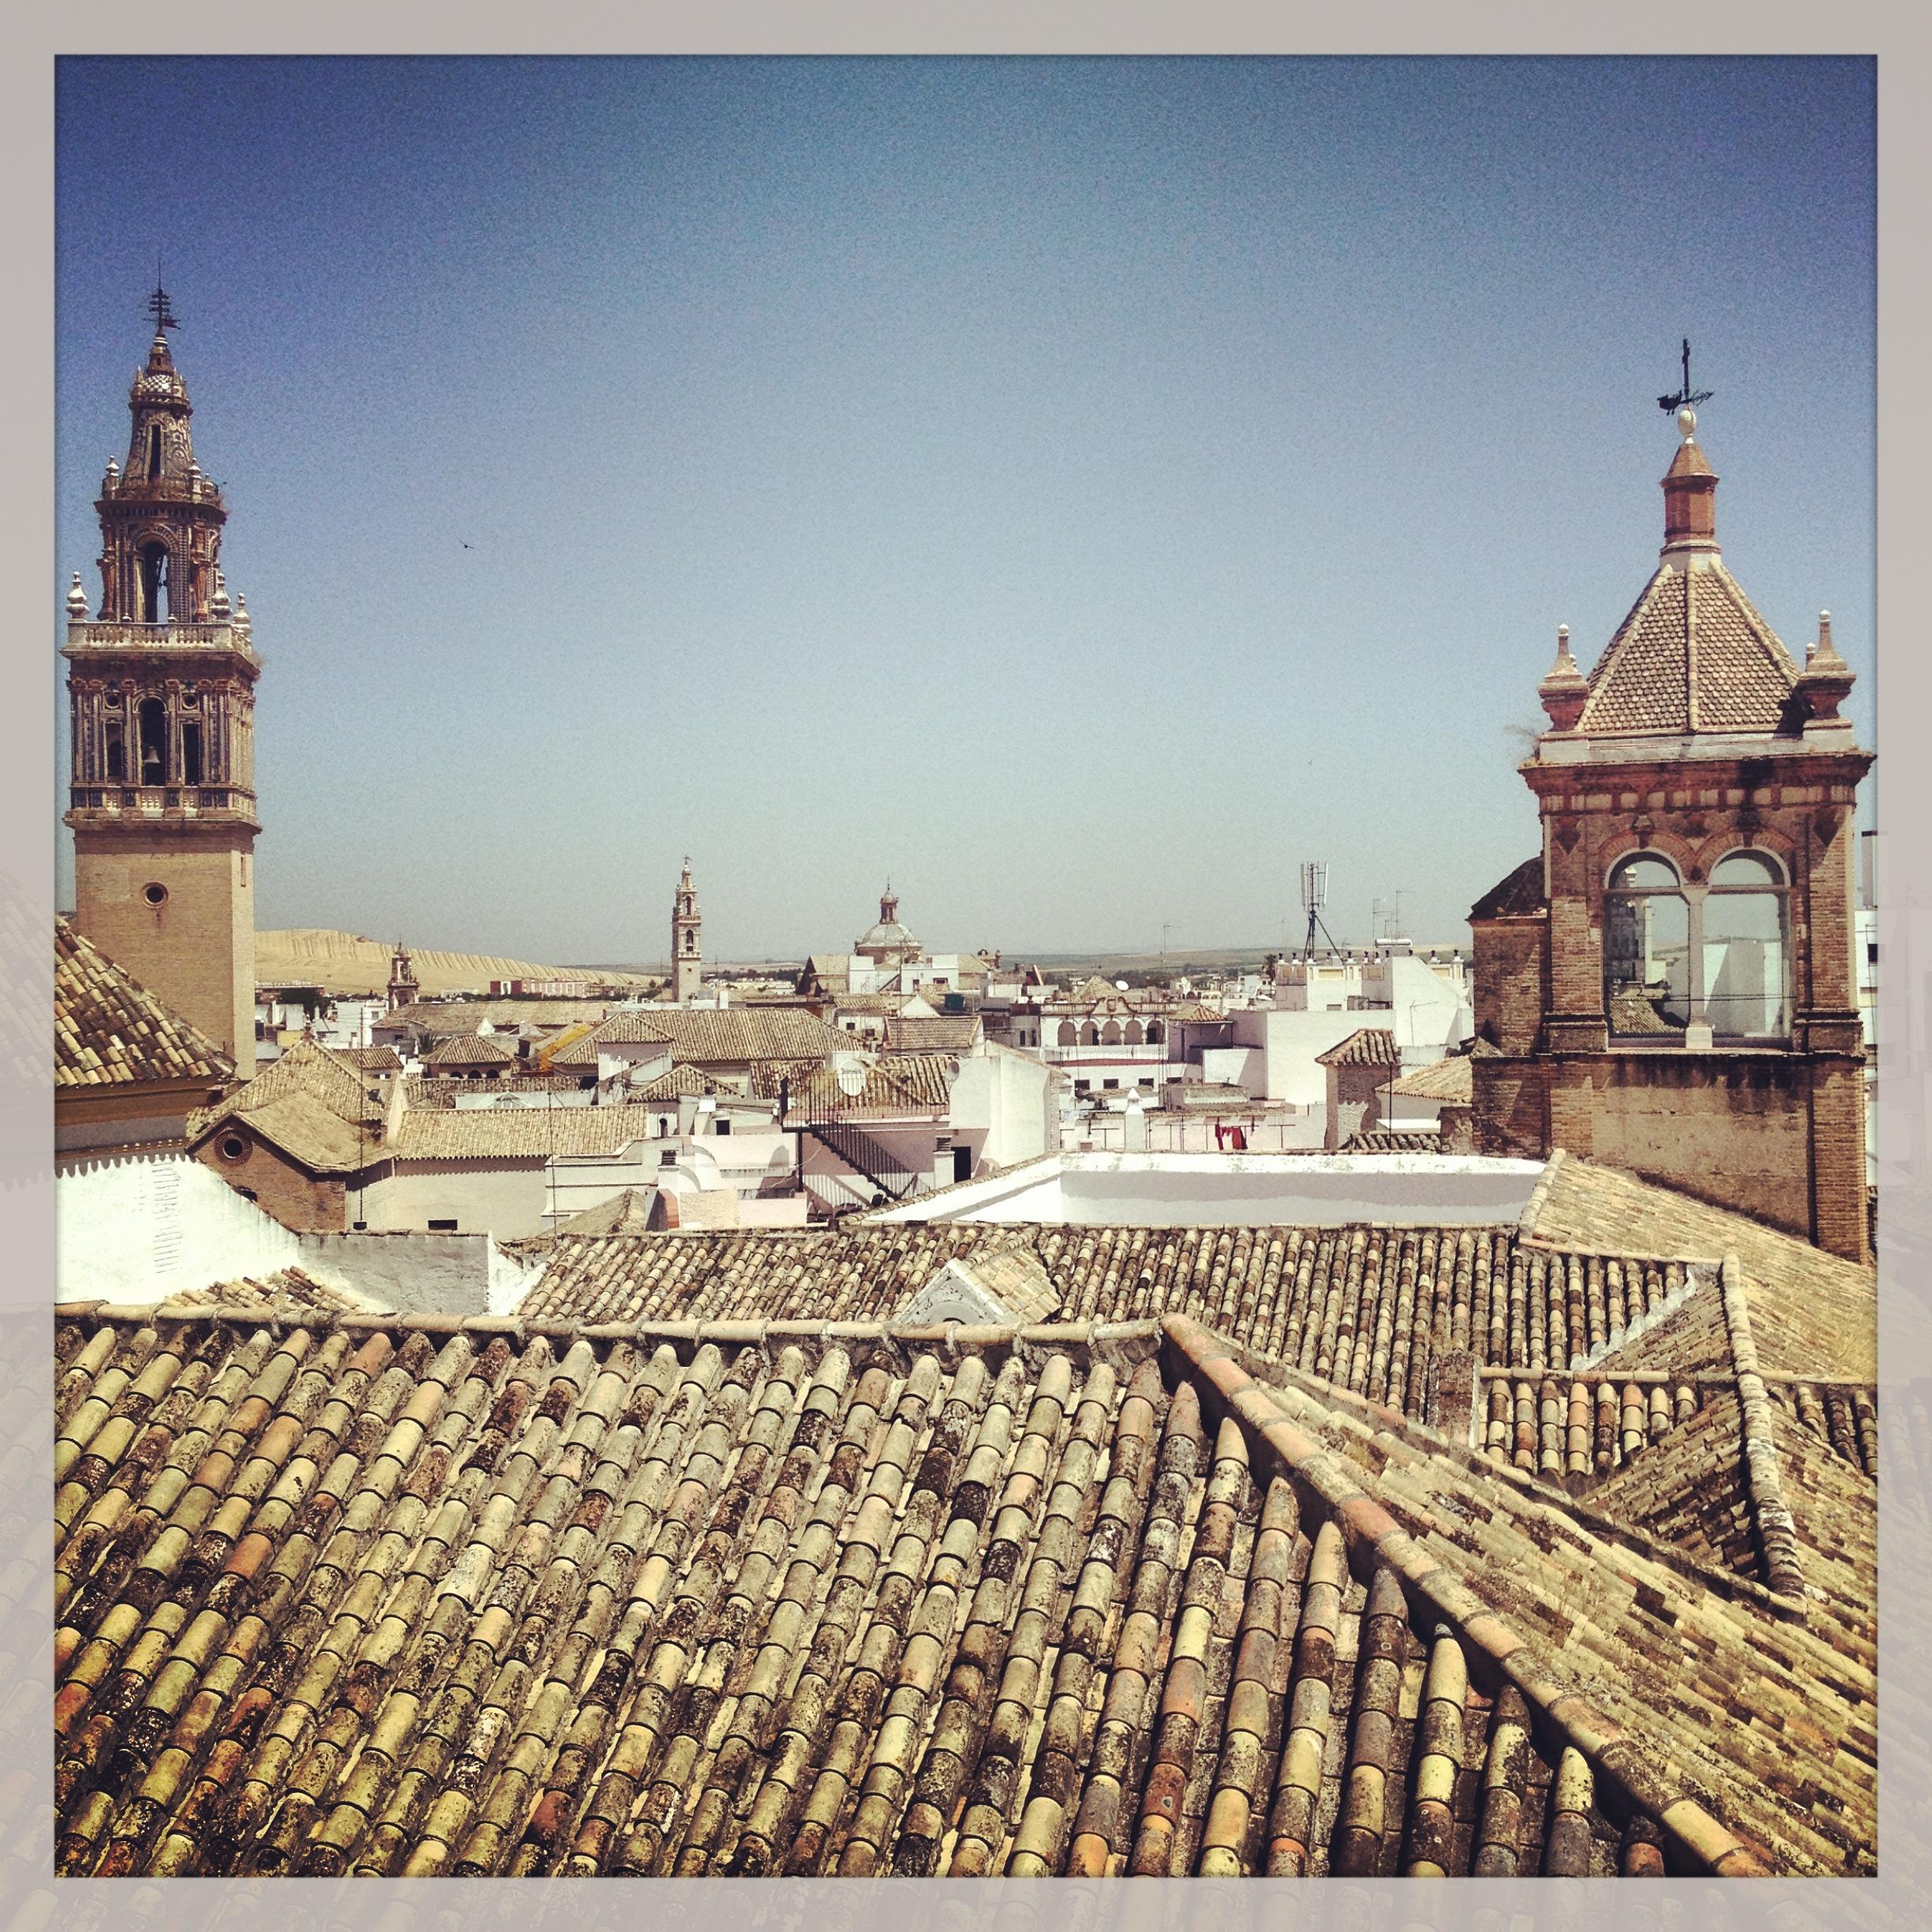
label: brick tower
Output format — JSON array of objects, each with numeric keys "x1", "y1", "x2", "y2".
[
  {"x1": 62, "y1": 285, "x2": 260, "y2": 1069},
  {"x1": 672, "y1": 858, "x2": 702, "y2": 1001},
  {"x1": 1470, "y1": 391, "x2": 1873, "y2": 1261}
]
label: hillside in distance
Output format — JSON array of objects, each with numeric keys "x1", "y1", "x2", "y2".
[{"x1": 257, "y1": 930, "x2": 659, "y2": 998}]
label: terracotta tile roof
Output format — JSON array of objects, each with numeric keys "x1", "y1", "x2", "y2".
[
  {"x1": 186, "y1": 1040, "x2": 650, "y2": 1170},
  {"x1": 1574, "y1": 560, "x2": 1800, "y2": 736},
  {"x1": 1523, "y1": 1153, "x2": 1876, "y2": 1381},
  {"x1": 47, "y1": 1302, "x2": 1870, "y2": 1876},
  {"x1": 1469, "y1": 858, "x2": 1544, "y2": 922},
  {"x1": 882, "y1": 1015, "x2": 981, "y2": 1052},
  {"x1": 185, "y1": 1039, "x2": 384, "y2": 1174},
  {"x1": 55, "y1": 918, "x2": 233, "y2": 1089},
  {"x1": 388, "y1": 1109, "x2": 650, "y2": 1163},
  {"x1": 552, "y1": 1188, "x2": 663, "y2": 1235},
  {"x1": 160, "y1": 1267, "x2": 382, "y2": 1316},
  {"x1": 420, "y1": 1034, "x2": 520, "y2": 1067},
  {"x1": 631, "y1": 1064, "x2": 727, "y2": 1101},
  {"x1": 335, "y1": 1046, "x2": 402, "y2": 1073},
  {"x1": 1342, "y1": 1128, "x2": 1443, "y2": 1153},
  {"x1": 1315, "y1": 1028, "x2": 1402, "y2": 1069},
  {"x1": 1391, "y1": 1057, "x2": 1470, "y2": 1105}
]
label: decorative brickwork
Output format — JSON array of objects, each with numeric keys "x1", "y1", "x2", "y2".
[{"x1": 1470, "y1": 413, "x2": 1872, "y2": 1262}]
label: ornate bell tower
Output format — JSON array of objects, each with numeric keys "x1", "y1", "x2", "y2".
[
  {"x1": 672, "y1": 858, "x2": 702, "y2": 1000},
  {"x1": 62, "y1": 284, "x2": 260, "y2": 1069}
]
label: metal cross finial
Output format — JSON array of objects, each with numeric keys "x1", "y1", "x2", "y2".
[
  {"x1": 1657, "y1": 337, "x2": 1712, "y2": 416},
  {"x1": 147, "y1": 258, "x2": 178, "y2": 334}
]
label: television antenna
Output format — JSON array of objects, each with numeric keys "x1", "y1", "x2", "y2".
[{"x1": 1299, "y1": 862, "x2": 1342, "y2": 960}]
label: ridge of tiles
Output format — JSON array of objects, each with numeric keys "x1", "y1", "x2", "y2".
[{"x1": 52, "y1": 1305, "x2": 1866, "y2": 1879}]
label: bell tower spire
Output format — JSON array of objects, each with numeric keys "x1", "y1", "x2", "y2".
[
  {"x1": 62, "y1": 287, "x2": 260, "y2": 1068},
  {"x1": 672, "y1": 858, "x2": 702, "y2": 1001}
]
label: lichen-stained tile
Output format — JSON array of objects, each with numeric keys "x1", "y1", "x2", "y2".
[{"x1": 53, "y1": 1302, "x2": 1874, "y2": 1878}]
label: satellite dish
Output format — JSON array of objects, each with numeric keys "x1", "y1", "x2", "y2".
[
  {"x1": 831, "y1": 1050, "x2": 871, "y2": 1098},
  {"x1": 1115, "y1": 979, "x2": 1129, "y2": 992}
]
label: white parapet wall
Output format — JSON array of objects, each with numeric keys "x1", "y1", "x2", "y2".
[
  {"x1": 57, "y1": 1149, "x2": 307, "y2": 1302},
  {"x1": 863, "y1": 1150, "x2": 1549, "y2": 1227}
]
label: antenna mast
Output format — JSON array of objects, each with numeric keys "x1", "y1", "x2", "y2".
[{"x1": 1299, "y1": 862, "x2": 1342, "y2": 960}]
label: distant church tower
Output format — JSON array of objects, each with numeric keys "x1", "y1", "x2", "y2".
[
  {"x1": 672, "y1": 857, "x2": 702, "y2": 1000},
  {"x1": 388, "y1": 939, "x2": 419, "y2": 1013},
  {"x1": 1470, "y1": 381, "x2": 1873, "y2": 1261},
  {"x1": 62, "y1": 285, "x2": 260, "y2": 1068}
]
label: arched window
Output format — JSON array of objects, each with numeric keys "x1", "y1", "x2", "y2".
[
  {"x1": 137, "y1": 543, "x2": 168, "y2": 623},
  {"x1": 1704, "y1": 850, "x2": 1790, "y2": 1039},
  {"x1": 1080, "y1": 1022, "x2": 1099, "y2": 1046},
  {"x1": 1101, "y1": 1020, "x2": 1123, "y2": 1046},
  {"x1": 1125, "y1": 1020, "x2": 1144, "y2": 1045},
  {"x1": 1146, "y1": 1020, "x2": 1164, "y2": 1045},
  {"x1": 137, "y1": 697, "x2": 168, "y2": 784},
  {"x1": 1056, "y1": 1020, "x2": 1077, "y2": 1046},
  {"x1": 1604, "y1": 854, "x2": 1690, "y2": 1037}
]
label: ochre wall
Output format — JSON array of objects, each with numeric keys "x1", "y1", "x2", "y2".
[{"x1": 75, "y1": 826, "x2": 256, "y2": 1069}]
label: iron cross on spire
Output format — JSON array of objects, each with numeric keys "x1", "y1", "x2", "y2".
[
  {"x1": 147, "y1": 257, "x2": 178, "y2": 333},
  {"x1": 1657, "y1": 338, "x2": 1712, "y2": 416}
]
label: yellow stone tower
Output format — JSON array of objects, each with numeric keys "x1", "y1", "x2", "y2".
[{"x1": 62, "y1": 284, "x2": 260, "y2": 1069}]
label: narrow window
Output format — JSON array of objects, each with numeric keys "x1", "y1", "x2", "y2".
[
  {"x1": 104, "y1": 721, "x2": 125, "y2": 781},
  {"x1": 182, "y1": 721, "x2": 203, "y2": 786},
  {"x1": 148, "y1": 424, "x2": 163, "y2": 479},
  {"x1": 1705, "y1": 851, "x2": 1790, "y2": 1039},
  {"x1": 428, "y1": 1218, "x2": 459, "y2": 1232},
  {"x1": 137, "y1": 697, "x2": 168, "y2": 784},
  {"x1": 1604, "y1": 854, "x2": 1690, "y2": 1038}
]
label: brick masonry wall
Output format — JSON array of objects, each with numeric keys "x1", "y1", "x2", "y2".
[
  {"x1": 1471, "y1": 915, "x2": 1546, "y2": 1054},
  {"x1": 192, "y1": 1125, "x2": 346, "y2": 1233}
]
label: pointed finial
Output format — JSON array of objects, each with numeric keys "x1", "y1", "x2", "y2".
[
  {"x1": 208, "y1": 571, "x2": 231, "y2": 623},
  {"x1": 66, "y1": 572, "x2": 88, "y2": 620},
  {"x1": 1538, "y1": 622, "x2": 1589, "y2": 732}
]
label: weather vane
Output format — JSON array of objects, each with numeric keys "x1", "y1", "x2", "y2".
[
  {"x1": 147, "y1": 256, "x2": 178, "y2": 334},
  {"x1": 1657, "y1": 338, "x2": 1711, "y2": 418}
]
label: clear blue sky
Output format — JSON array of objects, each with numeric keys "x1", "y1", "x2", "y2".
[{"x1": 55, "y1": 57, "x2": 1875, "y2": 965}]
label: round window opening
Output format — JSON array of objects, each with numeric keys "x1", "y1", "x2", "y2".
[
  {"x1": 142, "y1": 882, "x2": 169, "y2": 907},
  {"x1": 217, "y1": 1133, "x2": 248, "y2": 1163}
]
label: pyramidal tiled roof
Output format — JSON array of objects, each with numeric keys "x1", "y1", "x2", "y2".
[
  {"x1": 48, "y1": 1299, "x2": 1874, "y2": 1878},
  {"x1": 55, "y1": 918, "x2": 233, "y2": 1090},
  {"x1": 1574, "y1": 556, "x2": 1800, "y2": 736}
]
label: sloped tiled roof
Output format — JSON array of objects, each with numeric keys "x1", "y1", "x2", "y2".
[
  {"x1": 55, "y1": 917, "x2": 233, "y2": 1089},
  {"x1": 335, "y1": 1046, "x2": 402, "y2": 1073},
  {"x1": 881, "y1": 1014, "x2": 981, "y2": 1052},
  {"x1": 185, "y1": 1039, "x2": 384, "y2": 1173},
  {"x1": 1574, "y1": 558, "x2": 1800, "y2": 737},
  {"x1": 1469, "y1": 856, "x2": 1544, "y2": 922},
  {"x1": 380, "y1": 1000, "x2": 614, "y2": 1035},
  {"x1": 1342, "y1": 1127, "x2": 1443, "y2": 1153},
  {"x1": 1315, "y1": 1027, "x2": 1401, "y2": 1068},
  {"x1": 48, "y1": 1302, "x2": 1870, "y2": 1876},
  {"x1": 420, "y1": 1033, "x2": 520, "y2": 1066},
  {"x1": 388, "y1": 1109, "x2": 650, "y2": 1162},
  {"x1": 631, "y1": 1063, "x2": 728, "y2": 1101},
  {"x1": 1390, "y1": 1054, "x2": 1473, "y2": 1103},
  {"x1": 551, "y1": 1187, "x2": 663, "y2": 1235}
]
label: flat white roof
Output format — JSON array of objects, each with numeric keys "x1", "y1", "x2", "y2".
[{"x1": 864, "y1": 1150, "x2": 1548, "y2": 1226}]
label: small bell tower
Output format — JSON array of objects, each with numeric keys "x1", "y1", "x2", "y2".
[
  {"x1": 388, "y1": 940, "x2": 420, "y2": 1013},
  {"x1": 62, "y1": 282, "x2": 260, "y2": 1068},
  {"x1": 672, "y1": 858, "x2": 702, "y2": 1001}
]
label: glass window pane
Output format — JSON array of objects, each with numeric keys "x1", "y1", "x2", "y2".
[
  {"x1": 1704, "y1": 889, "x2": 1788, "y2": 1037},
  {"x1": 1710, "y1": 850, "x2": 1784, "y2": 887},
  {"x1": 1609, "y1": 855, "x2": 1679, "y2": 890},
  {"x1": 1604, "y1": 891, "x2": 1690, "y2": 1034}
]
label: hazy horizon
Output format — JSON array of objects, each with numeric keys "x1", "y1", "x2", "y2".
[{"x1": 57, "y1": 57, "x2": 1876, "y2": 963}]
